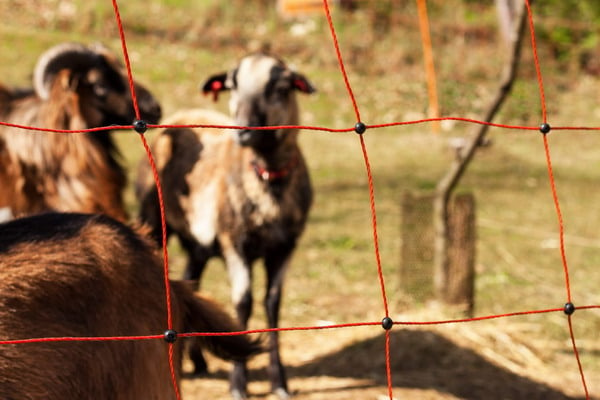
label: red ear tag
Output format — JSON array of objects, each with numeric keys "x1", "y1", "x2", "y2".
[
  {"x1": 211, "y1": 80, "x2": 223, "y2": 102},
  {"x1": 293, "y1": 78, "x2": 308, "y2": 93}
]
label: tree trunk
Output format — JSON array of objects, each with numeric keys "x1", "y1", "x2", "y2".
[
  {"x1": 496, "y1": 0, "x2": 521, "y2": 47},
  {"x1": 433, "y1": 1, "x2": 528, "y2": 299}
]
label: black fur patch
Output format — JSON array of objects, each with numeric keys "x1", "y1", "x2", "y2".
[
  {"x1": 97, "y1": 56, "x2": 127, "y2": 95},
  {"x1": 264, "y1": 65, "x2": 287, "y2": 100},
  {"x1": 139, "y1": 127, "x2": 202, "y2": 245},
  {"x1": 230, "y1": 68, "x2": 239, "y2": 89},
  {"x1": 161, "y1": 128, "x2": 203, "y2": 197}
]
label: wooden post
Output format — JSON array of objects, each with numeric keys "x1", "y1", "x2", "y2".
[
  {"x1": 400, "y1": 192, "x2": 435, "y2": 303},
  {"x1": 446, "y1": 193, "x2": 476, "y2": 314},
  {"x1": 432, "y1": 1, "x2": 527, "y2": 314}
]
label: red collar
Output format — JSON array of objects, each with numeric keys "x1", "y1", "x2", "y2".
[{"x1": 251, "y1": 156, "x2": 298, "y2": 182}]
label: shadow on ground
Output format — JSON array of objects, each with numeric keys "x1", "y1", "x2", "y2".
[
  {"x1": 185, "y1": 329, "x2": 592, "y2": 399},
  {"x1": 282, "y1": 329, "x2": 589, "y2": 400}
]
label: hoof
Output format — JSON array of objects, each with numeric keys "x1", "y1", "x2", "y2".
[
  {"x1": 231, "y1": 389, "x2": 248, "y2": 400},
  {"x1": 274, "y1": 387, "x2": 291, "y2": 399}
]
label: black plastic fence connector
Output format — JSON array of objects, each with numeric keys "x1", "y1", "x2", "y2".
[
  {"x1": 564, "y1": 302, "x2": 576, "y2": 315},
  {"x1": 164, "y1": 329, "x2": 178, "y2": 343},
  {"x1": 381, "y1": 317, "x2": 394, "y2": 330},
  {"x1": 354, "y1": 122, "x2": 367, "y2": 134},
  {"x1": 539, "y1": 122, "x2": 551, "y2": 134},
  {"x1": 134, "y1": 119, "x2": 148, "y2": 134}
]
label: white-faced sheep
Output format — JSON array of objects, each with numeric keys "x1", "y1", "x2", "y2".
[
  {"x1": 0, "y1": 42, "x2": 162, "y2": 222},
  {"x1": 137, "y1": 51, "x2": 315, "y2": 399},
  {"x1": 0, "y1": 212, "x2": 262, "y2": 400}
]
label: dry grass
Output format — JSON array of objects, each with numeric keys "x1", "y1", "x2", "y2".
[{"x1": 1, "y1": 0, "x2": 600, "y2": 398}]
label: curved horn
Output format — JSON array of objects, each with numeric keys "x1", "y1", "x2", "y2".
[{"x1": 33, "y1": 42, "x2": 100, "y2": 100}]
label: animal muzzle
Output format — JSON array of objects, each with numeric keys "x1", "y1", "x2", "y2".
[
  {"x1": 134, "y1": 84, "x2": 162, "y2": 124},
  {"x1": 234, "y1": 128, "x2": 277, "y2": 147},
  {"x1": 140, "y1": 102, "x2": 162, "y2": 125}
]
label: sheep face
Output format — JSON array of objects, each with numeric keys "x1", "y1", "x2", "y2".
[
  {"x1": 203, "y1": 53, "x2": 315, "y2": 152},
  {"x1": 35, "y1": 43, "x2": 162, "y2": 128},
  {"x1": 74, "y1": 49, "x2": 162, "y2": 127}
]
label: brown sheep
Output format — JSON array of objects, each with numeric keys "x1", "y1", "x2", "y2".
[
  {"x1": 0, "y1": 212, "x2": 261, "y2": 400},
  {"x1": 0, "y1": 42, "x2": 162, "y2": 222},
  {"x1": 136, "y1": 52, "x2": 315, "y2": 399}
]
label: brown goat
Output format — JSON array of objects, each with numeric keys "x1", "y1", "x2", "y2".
[
  {"x1": 0, "y1": 212, "x2": 261, "y2": 400},
  {"x1": 0, "y1": 42, "x2": 161, "y2": 222},
  {"x1": 137, "y1": 52, "x2": 315, "y2": 399}
]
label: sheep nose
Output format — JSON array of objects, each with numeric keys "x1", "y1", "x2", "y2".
[
  {"x1": 140, "y1": 102, "x2": 162, "y2": 124},
  {"x1": 150, "y1": 103, "x2": 162, "y2": 122}
]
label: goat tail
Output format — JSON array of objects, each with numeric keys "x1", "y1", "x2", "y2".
[{"x1": 174, "y1": 282, "x2": 264, "y2": 362}]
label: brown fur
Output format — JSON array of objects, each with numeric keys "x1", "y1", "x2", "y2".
[
  {"x1": 0, "y1": 74, "x2": 126, "y2": 219},
  {"x1": 0, "y1": 212, "x2": 261, "y2": 400},
  {"x1": 0, "y1": 43, "x2": 161, "y2": 222}
]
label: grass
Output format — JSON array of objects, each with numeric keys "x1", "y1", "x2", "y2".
[{"x1": 2, "y1": 0, "x2": 600, "y2": 397}]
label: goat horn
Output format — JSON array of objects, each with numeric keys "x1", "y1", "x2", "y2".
[{"x1": 33, "y1": 42, "x2": 99, "y2": 100}]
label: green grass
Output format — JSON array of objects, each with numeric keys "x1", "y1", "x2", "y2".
[{"x1": 2, "y1": 0, "x2": 600, "y2": 394}]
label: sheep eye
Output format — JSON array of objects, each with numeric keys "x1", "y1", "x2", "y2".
[{"x1": 93, "y1": 84, "x2": 109, "y2": 99}]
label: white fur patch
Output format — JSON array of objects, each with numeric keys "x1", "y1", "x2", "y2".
[
  {"x1": 0, "y1": 207, "x2": 13, "y2": 223},
  {"x1": 236, "y1": 56, "x2": 276, "y2": 96},
  {"x1": 187, "y1": 181, "x2": 218, "y2": 246},
  {"x1": 224, "y1": 247, "x2": 251, "y2": 306}
]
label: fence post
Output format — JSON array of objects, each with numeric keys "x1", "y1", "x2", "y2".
[
  {"x1": 445, "y1": 192, "x2": 476, "y2": 314},
  {"x1": 400, "y1": 191, "x2": 435, "y2": 303}
]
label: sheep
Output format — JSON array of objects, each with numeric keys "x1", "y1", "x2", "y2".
[
  {"x1": 0, "y1": 212, "x2": 262, "y2": 400},
  {"x1": 0, "y1": 42, "x2": 162, "y2": 222},
  {"x1": 137, "y1": 51, "x2": 315, "y2": 399}
]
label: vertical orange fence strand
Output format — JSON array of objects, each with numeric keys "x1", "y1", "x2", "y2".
[
  {"x1": 524, "y1": 1, "x2": 589, "y2": 397},
  {"x1": 416, "y1": 0, "x2": 441, "y2": 133},
  {"x1": 322, "y1": 0, "x2": 361, "y2": 122},
  {"x1": 524, "y1": 0, "x2": 547, "y2": 123},
  {"x1": 110, "y1": 0, "x2": 180, "y2": 398},
  {"x1": 321, "y1": 0, "x2": 393, "y2": 397}
]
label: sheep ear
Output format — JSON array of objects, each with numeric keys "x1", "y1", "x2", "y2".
[
  {"x1": 291, "y1": 73, "x2": 316, "y2": 94},
  {"x1": 201, "y1": 73, "x2": 229, "y2": 102}
]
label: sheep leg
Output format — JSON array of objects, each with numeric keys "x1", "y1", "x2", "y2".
[
  {"x1": 182, "y1": 255, "x2": 205, "y2": 283},
  {"x1": 225, "y1": 246, "x2": 253, "y2": 399},
  {"x1": 264, "y1": 247, "x2": 293, "y2": 399},
  {"x1": 178, "y1": 235, "x2": 210, "y2": 285},
  {"x1": 178, "y1": 235, "x2": 211, "y2": 375}
]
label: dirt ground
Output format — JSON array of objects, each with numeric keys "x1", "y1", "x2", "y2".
[{"x1": 180, "y1": 321, "x2": 595, "y2": 400}]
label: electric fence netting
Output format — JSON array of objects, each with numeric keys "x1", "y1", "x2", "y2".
[{"x1": 1, "y1": 0, "x2": 599, "y2": 399}]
